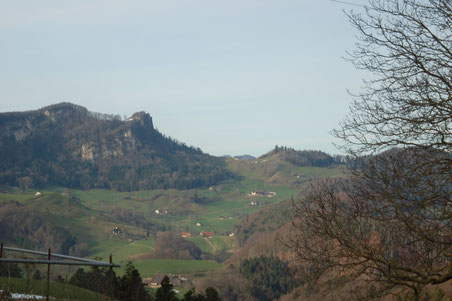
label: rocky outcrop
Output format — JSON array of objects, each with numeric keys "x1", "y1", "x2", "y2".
[{"x1": 0, "y1": 103, "x2": 232, "y2": 191}]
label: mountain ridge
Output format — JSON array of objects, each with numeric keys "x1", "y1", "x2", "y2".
[{"x1": 0, "y1": 103, "x2": 232, "y2": 191}]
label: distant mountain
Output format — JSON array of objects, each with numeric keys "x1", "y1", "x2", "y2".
[
  {"x1": 0, "y1": 103, "x2": 232, "y2": 191},
  {"x1": 221, "y1": 154, "x2": 256, "y2": 160},
  {"x1": 262, "y1": 145, "x2": 345, "y2": 167},
  {"x1": 234, "y1": 154, "x2": 256, "y2": 160}
]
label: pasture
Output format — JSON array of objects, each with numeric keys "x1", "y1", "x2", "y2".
[
  {"x1": 0, "y1": 277, "x2": 103, "y2": 300},
  {"x1": 0, "y1": 156, "x2": 345, "y2": 279}
]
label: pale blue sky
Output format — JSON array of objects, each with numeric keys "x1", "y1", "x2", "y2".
[{"x1": 0, "y1": 0, "x2": 367, "y2": 157}]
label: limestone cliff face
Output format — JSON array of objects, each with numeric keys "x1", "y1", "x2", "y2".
[
  {"x1": 128, "y1": 111, "x2": 154, "y2": 128},
  {"x1": 0, "y1": 103, "x2": 231, "y2": 190},
  {"x1": 0, "y1": 103, "x2": 156, "y2": 162}
]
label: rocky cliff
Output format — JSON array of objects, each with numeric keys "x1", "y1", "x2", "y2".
[{"x1": 0, "y1": 103, "x2": 232, "y2": 191}]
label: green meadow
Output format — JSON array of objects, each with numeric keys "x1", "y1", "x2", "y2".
[
  {"x1": 88, "y1": 238, "x2": 153, "y2": 261},
  {"x1": 132, "y1": 259, "x2": 223, "y2": 277},
  {"x1": 186, "y1": 236, "x2": 235, "y2": 254},
  {"x1": 0, "y1": 277, "x2": 103, "y2": 300},
  {"x1": 0, "y1": 156, "x2": 345, "y2": 280}
]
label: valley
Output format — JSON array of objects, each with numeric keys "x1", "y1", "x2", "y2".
[{"x1": 0, "y1": 152, "x2": 346, "y2": 283}]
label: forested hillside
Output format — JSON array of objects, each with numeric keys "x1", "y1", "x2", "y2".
[
  {"x1": 263, "y1": 146, "x2": 346, "y2": 167},
  {"x1": 0, "y1": 103, "x2": 232, "y2": 191},
  {"x1": 0, "y1": 200, "x2": 76, "y2": 254}
]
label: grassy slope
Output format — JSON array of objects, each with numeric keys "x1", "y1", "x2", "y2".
[
  {"x1": 132, "y1": 259, "x2": 222, "y2": 277},
  {"x1": 88, "y1": 238, "x2": 153, "y2": 261},
  {"x1": 0, "y1": 277, "x2": 103, "y2": 300},
  {"x1": 0, "y1": 153, "x2": 346, "y2": 278},
  {"x1": 186, "y1": 236, "x2": 235, "y2": 254}
]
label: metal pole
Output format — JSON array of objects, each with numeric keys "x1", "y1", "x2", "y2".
[
  {"x1": 3, "y1": 246, "x2": 102, "y2": 263},
  {"x1": 0, "y1": 258, "x2": 120, "y2": 267},
  {"x1": 46, "y1": 248, "x2": 51, "y2": 301},
  {"x1": 0, "y1": 242, "x2": 3, "y2": 271},
  {"x1": 109, "y1": 254, "x2": 114, "y2": 301}
]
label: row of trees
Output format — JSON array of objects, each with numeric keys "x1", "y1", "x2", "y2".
[
  {"x1": 156, "y1": 276, "x2": 221, "y2": 301},
  {"x1": 69, "y1": 262, "x2": 150, "y2": 301},
  {"x1": 288, "y1": 0, "x2": 451, "y2": 300},
  {"x1": 0, "y1": 261, "x2": 222, "y2": 301},
  {"x1": 69, "y1": 262, "x2": 221, "y2": 301},
  {"x1": 267, "y1": 146, "x2": 340, "y2": 167}
]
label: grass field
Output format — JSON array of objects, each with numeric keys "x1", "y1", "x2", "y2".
[
  {"x1": 186, "y1": 237, "x2": 212, "y2": 253},
  {"x1": 87, "y1": 238, "x2": 223, "y2": 277},
  {"x1": 131, "y1": 259, "x2": 223, "y2": 277},
  {"x1": 89, "y1": 238, "x2": 153, "y2": 262},
  {"x1": 0, "y1": 277, "x2": 103, "y2": 300},
  {"x1": 0, "y1": 191, "x2": 33, "y2": 202},
  {"x1": 0, "y1": 155, "x2": 345, "y2": 279},
  {"x1": 186, "y1": 236, "x2": 235, "y2": 254}
]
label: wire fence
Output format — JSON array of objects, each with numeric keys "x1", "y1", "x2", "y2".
[{"x1": 0, "y1": 242, "x2": 120, "y2": 301}]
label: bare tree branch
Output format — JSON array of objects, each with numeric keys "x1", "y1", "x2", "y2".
[{"x1": 288, "y1": 1, "x2": 452, "y2": 300}]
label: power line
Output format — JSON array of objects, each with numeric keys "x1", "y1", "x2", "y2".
[{"x1": 329, "y1": 0, "x2": 365, "y2": 8}]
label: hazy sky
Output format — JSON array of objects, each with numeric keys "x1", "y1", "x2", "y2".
[{"x1": 0, "y1": 0, "x2": 367, "y2": 157}]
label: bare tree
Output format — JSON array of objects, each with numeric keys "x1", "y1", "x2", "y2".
[
  {"x1": 288, "y1": 1, "x2": 451, "y2": 300},
  {"x1": 333, "y1": 0, "x2": 451, "y2": 155},
  {"x1": 289, "y1": 149, "x2": 452, "y2": 299}
]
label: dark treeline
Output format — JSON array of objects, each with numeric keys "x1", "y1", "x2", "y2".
[
  {"x1": 69, "y1": 262, "x2": 221, "y2": 301},
  {"x1": 0, "y1": 200, "x2": 76, "y2": 254},
  {"x1": 239, "y1": 256, "x2": 299, "y2": 300},
  {"x1": 69, "y1": 262, "x2": 150, "y2": 301},
  {"x1": 0, "y1": 103, "x2": 233, "y2": 191},
  {"x1": 0, "y1": 262, "x2": 222, "y2": 300},
  {"x1": 265, "y1": 145, "x2": 346, "y2": 167}
]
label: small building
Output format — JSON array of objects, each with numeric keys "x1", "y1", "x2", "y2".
[
  {"x1": 148, "y1": 274, "x2": 190, "y2": 289},
  {"x1": 219, "y1": 216, "x2": 226, "y2": 220},
  {"x1": 181, "y1": 232, "x2": 191, "y2": 238},
  {"x1": 200, "y1": 231, "x2": 214, "y2": 238},
  {"x1": 229, "y1": 232, "x2": 235, "y2": 237},
  {"x1": 35, "y1": 192, "x2": 41, "y2": 196},
  {"x1": 250, "y1": 201, "x2": 259, "y2": 206},
  {"x1": 196, "y1": 222, "x2": 202, "y2": 226},
  {"x1": 155, "y1": 209, "x2": 160, "y2": 215},
  {"x1": 112, "y1": 226, "x2": 122, "y2": 235},
  {"x1": 148, "y1": 274, "x2": 166, "y2": 288},
  {"x1": 249, "y1": 190, "x2": 276, "y2": 197}
]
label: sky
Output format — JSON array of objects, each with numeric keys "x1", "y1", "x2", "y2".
[{"x1": 0, "y1": 0, "x2": 368, "y2": 157}]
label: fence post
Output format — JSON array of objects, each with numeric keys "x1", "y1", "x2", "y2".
[
  {"x1": 46, "y1": 248, "x2": 51, "y2": 301},
  {"x1": 110, "y1": 254, "x2": 113, "y2": 301},
  {"x1": 0, "y1": 242, "x2": 3, "y2": 271}
]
